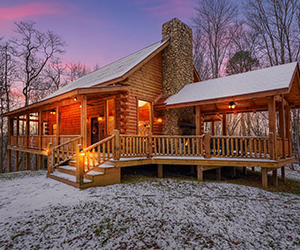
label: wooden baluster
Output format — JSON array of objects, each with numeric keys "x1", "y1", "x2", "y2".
[
  {"x1": 162, "y1": 138, "x2": 165, "y2": 155},
  {"x1": 92, "y1": 148, "x2": 95, "y2": 167},
  {"x1": 241, "y1": 139, "x2": 244, "y2": 157},
  {"x1": 212, "y1": 138, "x2": 215, "y2": 156},
  {"x1": 263, "y1": 139, "x2": 267, "y2": 158},
  {"x1": 249, "y1": 138, "x2": 252, "y2": 158},
  {"x1": 200, "y1": 137, "x2": 203, "y2": 156},
  {"x1": 258, "y1": 138, "x2": 261, "y2": 158},
  {"x1": 87, "y1": 150, "x2": 90, "y2": 170},
  {"x1": 226, "y1": 138, "x2": 229, "y2": 157},
  {"x1": 108, "y1": 140, "x2": 111, "y2": 159},
  {"x1": 231, "y1": 138, "x2": 234, "y2": 157},
  {"x1": 253, "y1": 139, "x2": 257, "y2": 158},
  {"x1": 98, "y1": 145, "x2": 101, "y2": 162}
]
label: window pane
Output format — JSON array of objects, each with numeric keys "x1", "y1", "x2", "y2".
[
  {"x1": 138, "y1": 100, "x2": 151, "y2": 135},
  {"x1": 106, "y1": 99, "x2": 115, "y2": 135}
]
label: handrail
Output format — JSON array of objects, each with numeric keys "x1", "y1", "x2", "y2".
[
  {"x1": 81, "y1": 134, "x2": 115, "y2": 174},
  {"x1": 51, "y1": 136, "x2": 83, "y2": 168}
]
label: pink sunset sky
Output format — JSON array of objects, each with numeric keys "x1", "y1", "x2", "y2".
[{"x1": 0, "y1": 0, "x2": 197, "y2": 69}]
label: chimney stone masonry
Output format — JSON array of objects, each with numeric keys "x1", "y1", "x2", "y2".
[{"x1": 161, "y1": 18, "x2": 195, "y2": 135}]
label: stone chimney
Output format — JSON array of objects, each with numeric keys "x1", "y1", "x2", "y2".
[{"x1": 162, "y1": 18, "x2": 194, "y2": 135}]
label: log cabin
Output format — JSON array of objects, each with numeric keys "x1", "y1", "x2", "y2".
[{"x1": 2, "y1": 18, "x2": 300, "y2": 189}]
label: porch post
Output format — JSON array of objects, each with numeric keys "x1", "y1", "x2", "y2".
[
  {"x1": 56, "y1": 106, "x2": 61, "y2": 146},
  {"x1": 262, "y1": 167, "x2": 268, "y2": 188},
  {"x1": 278, "y1": 101, "x2": 286, "y2": 158},
  {"x1": 268, "y1": 96, "x2": 277, "y2": 160},
  {"x1": 285, "y1": 105, "x2": 292, "y2": 157},
  {"x1": 81, "y1": 96, "x2": 87, "y2": 148},
  {"x1": 273, "y1": 170, "x2": 278, "y2": 186},
  {"x1": 195, "y1": 105, "x2": 201, "y2": 135},
  {"x1": 25, "y1": 113, "x2": 30, "y2": 170},
  {"x1": 211, "y1": 121, "x2": 215, "y2": 136},
  {"x1": 38, "y1": 111, "x2": 43, "y2": 169},
  {"x1": 8, "y1": 116, "x2": 13, "y2": 172},
  {"x1": 197, "y1": 165, "x2": 203, "y2": 181},
  {"x1": 16, "y1": 116, "x2": 19, "y2": 171},
  {"x1": 222, "y1": 112, "x2": 227, "y2": 136},
  {"x1": 158, "y1": 164, "x2": 163, "y2": 178}
]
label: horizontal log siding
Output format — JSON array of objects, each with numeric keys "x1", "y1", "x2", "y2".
[
  {"x1": 126, "y1": 52, "x2": 163, "y2": 135},
  {"x1": 60, "y1": 104, "x2": 81, "y2": 135}
]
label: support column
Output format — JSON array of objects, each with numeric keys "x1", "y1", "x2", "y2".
[
  {"x1": 8, "y1": 116, "x2": 13, "y2": 172},
  {"x1": 222, "y1": 112, "x2": 227, "y2": 136},
  {"x1": 56, "y1": 106, "x2": 61, "y2": 146},
  {"x1": 230, "y1": 167, "x2": 236, "y2": 178},
  {"x1": 16, "y1": 151, "x2": 19, "y2": 172},
  {"x1": 216, "y1": 167, "x2": 221, "y2": 181},
  {"x1": 197, "y1": 165, "x2": 203, "y2": 181},
  {"x1": 38, "y1": 111, "x2": 43, "y2": 169},
  {"x1": 195, "y1": 106, "x2": 201, "y2": 135},
  {"x1": 16, "y1": 116, "x2": 20, "y2": 171},
  {"x1": 26, "y1": 152, "x2": 30, "y2": 171},
  {"x1": 273, "y1": 170, "x2": 278, "y2": 186},
  {"x1": 285, "y1": 105, "x2": 292, "y2": 157},
  {"x1": 281, "y1": 166, "x2": 286, "y2": 181},
  {"x1": 81, "y1": 96, "x2": 87, "y2": 148},
  {"x1": 262, "y1": 167, "x2": 268, "y2": 188},
  {"x1": 25, "y1": 113, "x2": 30, "y2": 170},
  {"x1": 268, "y1": 96, "x2": 277, "y2": 160},
  {"x1": 278, "y1": 101, "x2": 286, "y2": 158},
  {"x1": 211, "y1": 121, "x2": 215, "y2": 136},
  {"x1": 158, "y1": 164, "x2": 163, "y2": 178}
]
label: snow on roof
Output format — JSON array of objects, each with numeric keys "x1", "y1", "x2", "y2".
[
  {"x1": 42, "y1": 38, "x2": 169, "y2": 101},
  {"x1": 166, "y1": 62, "x2": 298, "y2": 106}
]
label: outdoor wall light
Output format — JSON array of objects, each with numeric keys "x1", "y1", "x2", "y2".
[
  {"x1": 74, "y1": 96, "x2": 77, "y2": 101},
  {"x1": 228, "y1": 101, "x2": 236, "y2": 109},
  {"x1": 98, "y1": 115, "x2": 104, "y2": 122},
  {"x1": 50, "y1": 109, "x2": 56, "y2": 115},
  {"x1": 157, "y1": 117, "x2": 163, "y2": 124},
  {"x1": 79, "y1": 148, "x2": 86, "y2": 157}
]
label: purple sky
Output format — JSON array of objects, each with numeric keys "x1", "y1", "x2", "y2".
[{"x1": 0, "y1": 0, "x2": 197, "y2": 68}]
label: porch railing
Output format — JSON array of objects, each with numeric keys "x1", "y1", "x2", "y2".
[
  {"x1": 46, "y1": 130, "x2": 290, "y2": 184},
  {"x1": 9, "y1": 135, "x2": 81, "y2": 150},
  {"x1": 210, "y1": 136, "x2": 270, "y2": 159}
]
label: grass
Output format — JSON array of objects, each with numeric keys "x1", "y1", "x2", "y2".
[{"x1": 121, "y1": 164, "x2": 300, "y2": 195}]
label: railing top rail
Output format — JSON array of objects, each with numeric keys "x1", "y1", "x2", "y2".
[
  {"x1": 60, "y1": 134, "x2": 81, "y2": 138},
  {"x1": 211, "y1": 135, "x2": 269, "y2": 139},
  {"x1": 53, "y1": 136, "x2": 82, "y2": 150},
  {"x1": 84, "y1": 134, "x2": 115, "y2": 152},
  {"x1": 152, "y1": 135, "x2": 204, "y2": 138},
  {"x1": 120, "y1": 134, "x2": 147, "y2": 138}
]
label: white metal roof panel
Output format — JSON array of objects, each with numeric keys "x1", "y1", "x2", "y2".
[{"x1": 166, "y1": 62, "x2": 298, "y2": 106}]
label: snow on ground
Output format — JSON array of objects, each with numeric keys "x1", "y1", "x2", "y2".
[{"x1": 1, "y1": 171, "x2": 300, "y2": 249}]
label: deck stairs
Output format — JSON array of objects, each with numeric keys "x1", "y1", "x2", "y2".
[{"x1": 47, "y1": 160, "x2": 121, "y2": 189}]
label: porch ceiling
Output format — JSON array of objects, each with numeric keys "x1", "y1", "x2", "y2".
[{"x1": 2, "y1": 85, "x2": 127, "y2": 117}]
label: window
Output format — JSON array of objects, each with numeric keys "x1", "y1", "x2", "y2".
[
  {"x1": 138, "y1": 100, "x2": 151, "y2": 135},
  {"x1": 52, "y1": 124, "x2": 57, "y2": 135},
  {"x1": 106, "y1": 99, "x2": 115, "y2": 135}
]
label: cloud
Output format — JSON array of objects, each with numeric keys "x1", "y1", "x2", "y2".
[
  {"x1": 0, "y1": 2, "x2": 63, "y2": 21},
  {"x1": 130, "y1": 0, "x2": 195, "y2": 21}
]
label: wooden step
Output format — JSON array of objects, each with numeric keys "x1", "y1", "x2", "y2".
[
  {"x1": 47, "y1": 170, "x2": 92, "y2": 188},
  {"x1": 58, "y1": 165, "x2": 105, "y2": 181}
]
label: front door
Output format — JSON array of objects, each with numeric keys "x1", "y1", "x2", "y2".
[{"x1": 91, "y1": 117, "x2": 99, "y2": 145}]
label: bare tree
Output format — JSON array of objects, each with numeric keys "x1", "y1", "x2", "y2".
[
  {"x1": 65, "y1": 61, "x2": 91, "y2": 84},
  {"x1": 0, "y1": 41, "x2": 17, "y2": 172},
  {"x1": 11, "y1": 21, "x2": 66, "y2": 106},
  {"x1": 192, "y1": 0, "x2": 238, "y2": 79},
  {"x1": 244, "y1": 0, "x2": 300, "y2": 66}
]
